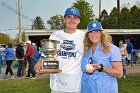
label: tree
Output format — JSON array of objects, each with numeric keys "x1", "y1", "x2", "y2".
[
  {"x1": 14, "y1": 31, "x2": 26, "y2": 45},
  {"x1": 0, "y1": 33, "x2": 11, "y2": 44},
  {"x1": 72, "y1": 0, "x2": 94, "y2": 29},
  {"x1": 108, "y1": 7, "x2": 119, "y2": 29},
  {"x1": 130, "y1": 5, "x2": 140, "y2": 28},
  {"x1": 47, "y1": 15, "x2": 64, "y2": 30},
  {"x1": 119, "y1": 7, "x2": 131, "y2": 29},
  {"x1": 98, "y1": 9, "x2": 109, "y2": 28},
  {"x1": 32, "y1": 16, "x2": 45, "y2": 30}
]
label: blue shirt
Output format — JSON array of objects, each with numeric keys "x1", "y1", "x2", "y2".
[
  {"x1": 81, "y1": 44, "x2": 121, "y2": 93},
  {"x1": 40, "y1": 53, "x2": 46, "y2": 59},
  {"x1": 126, "y1": 43, "x2": 133, "y2": 54},
  {"x1": 34, "y1": 50, "x2": 39, "y2": 62},
  {"x1": 5, "y1": 48, "x2": 14, "y2": 61}
]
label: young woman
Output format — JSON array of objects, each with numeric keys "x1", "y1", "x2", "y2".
[{"x1": 119, "y1": 40, "x2": 127, "y2": 78}]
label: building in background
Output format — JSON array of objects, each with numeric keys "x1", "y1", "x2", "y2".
[{"x1": 25, "y1": 29, "x2": 140, "y2": 49}]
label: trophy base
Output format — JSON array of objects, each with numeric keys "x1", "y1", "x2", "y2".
[
  {"x1": 42, "y1": 60, "x2": 59, "y2": 69},
  {"x1": 39, "y1": 69, "x2": 62, "y2": 74}
]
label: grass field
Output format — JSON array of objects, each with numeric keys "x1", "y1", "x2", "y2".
[
  {"x1": 0, "y1": 78, "x2": 50, "y2": 93},
  {"x1": 118, "y1": 74, "x2": 140, "y2": 93},
  {"x1": 0, "y1": 74, "x2": 140, "y2": 93}
]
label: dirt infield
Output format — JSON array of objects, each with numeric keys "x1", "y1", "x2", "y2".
[
  {"x1": 126, "y1": 64, "x2": 140, "y2": 74},
  {"x1": 0, "y1": 63, "x2": 140, "y2": 80}
]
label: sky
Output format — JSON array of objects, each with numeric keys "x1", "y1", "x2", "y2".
[{"x1": 0, "y1": 0, "x2": 139, "y2": 38}]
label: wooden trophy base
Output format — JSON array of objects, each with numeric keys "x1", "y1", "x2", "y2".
[{"x1": 39, "y1": 69, "x2": 62, "y2": 74}]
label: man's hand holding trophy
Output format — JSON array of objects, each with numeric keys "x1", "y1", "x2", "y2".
[{"x1": 35, "y1": 39, "x2": 62, "y2": 74}]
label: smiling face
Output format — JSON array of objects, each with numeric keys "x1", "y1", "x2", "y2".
[
  {"x1": 64, "y1": 15, "x2": 80, "y2": 30},
  {"x1": 88, "y1": 31, "x2": 102, "y2": 44}
]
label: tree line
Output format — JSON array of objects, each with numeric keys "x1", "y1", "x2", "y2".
[{"x1": 1, "y1": 0, "x2": 140, "y2": 45}]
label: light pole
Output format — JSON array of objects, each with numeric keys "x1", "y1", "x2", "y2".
[
  {"x1": 99, "y1": 0, "x2": 101, "y2": 17},
  {"x1": 18, "y1": 0, "x2": 22, "y2": 43},
  {"x1": 117, "y1": 0, "x2": 120, "y2": 12}
]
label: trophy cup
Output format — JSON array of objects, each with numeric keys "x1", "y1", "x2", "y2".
[{"x1": 39, "y1": 39, "x2": 62, "y2": 73}]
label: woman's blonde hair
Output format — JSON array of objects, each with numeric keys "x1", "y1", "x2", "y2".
[{"x1": 83, "y1": 31, "x2": 112, "y2": 54}]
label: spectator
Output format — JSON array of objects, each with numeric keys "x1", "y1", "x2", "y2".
[
  {"x1": 33, "y1": 44, "x2": 39, "y2": 64},
  {"x1": 119, "y1": 40, "x2": 127, "y2": 78},
  {"x1": 0, "y1": 44, "x2": 4, "y2": 74},
  {"x1": 3, "y1": 43, "x2": 15, "y2": 79},
  {"x1": 22, "y1": 43, "x2": 28, "y2": 76},
  {"x1": 39, "y1": 45, "x2": 44, "y2": 57},
  {"x1": 15, "y1": 42, "x2": 24, "y2": 77},
  {"x1": 24, "y1": 40, "x2": 36, "y2": 79},
  {"x1": 126, "y1": 39, "x2": 133, "y2": 65}
]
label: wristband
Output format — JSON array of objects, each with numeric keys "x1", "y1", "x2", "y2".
[{"x1": 98, "y1": 64, "x2": 103, "y2": 72}]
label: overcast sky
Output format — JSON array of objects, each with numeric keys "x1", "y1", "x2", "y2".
[{"x1": 0, "y1": 0, "x2": 139, "y2": 38}]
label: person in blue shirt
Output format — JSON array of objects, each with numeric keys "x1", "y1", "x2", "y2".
[
  {"x1": 3, "y1": 43, "x2": 15, "y2": 79},
  {"x1": 126, "y1": 39, "x2": 133, "y2": 65},
  {"x1": 0, "y1": 44, "x2": 4, "y2": 74},
  {"x1": 33, "y1": 44, "x2": 39, "y2": 64},
  {"x1": 81, "y1": 21, "x2": 123, "y2": 93}
]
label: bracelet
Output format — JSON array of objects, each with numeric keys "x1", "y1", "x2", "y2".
[{"x1": 98, "y1": 64, "x2": 103, "y2": 72}]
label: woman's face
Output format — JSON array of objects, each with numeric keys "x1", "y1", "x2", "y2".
[
  {"x1": 88, "y1": 31, "x2": 102, "y2": 44},
  {"x1": 119, "y1": 41, "x2": 123, "y2": 47}
]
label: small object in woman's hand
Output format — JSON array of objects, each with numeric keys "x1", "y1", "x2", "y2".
[{"x1": 85, "y1": 64, "x2": 93, "y2": 71}]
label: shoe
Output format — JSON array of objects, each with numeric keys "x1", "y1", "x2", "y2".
[
  {"x1": 3, "y1": 75, "x2": 7, "y2": 79},
  {"x1": 25, "y1": 75, "x2": 30, "y2": 79},
  {"x1": 17, "y1": 75, "x2": 21, "y2": 77},
  {"x1": 11, "y1": 75, "x2": 14, "y2": 80},
  {"x1": 30, "y1": 77, "x2": 36, "y2": 79},
  {"x1": 123, "y1": 75, "x2": 126, "y2": 79}
]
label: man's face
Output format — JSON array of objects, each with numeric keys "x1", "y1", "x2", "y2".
[
  {"x1": 26, "y1": 43, "x2": 30, "y2": 46},
  {"x1": 64, "y1": 15, "x2": 80, "y2": 29}
]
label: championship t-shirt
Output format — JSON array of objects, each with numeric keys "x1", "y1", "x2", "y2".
[{"x1": 49, "y1": 29, "x2": 85, "y2": 92}]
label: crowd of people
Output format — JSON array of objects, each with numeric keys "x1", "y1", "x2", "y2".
[
  {"x1": 0, "y1": 40, "x2": 41, "y2": 80},
  {"x1": 0, "y1": 7, "x2": 137, "y2": 93}
]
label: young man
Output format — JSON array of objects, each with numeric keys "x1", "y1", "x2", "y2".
[{"x1": 35, "y1": 7, "x2": 85, "y2": 93}]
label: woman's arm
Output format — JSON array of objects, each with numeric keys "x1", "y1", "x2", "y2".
[
  {"x1": 102, "y1": 62, "x2": 123, "y2": 78},
  {"x1": 92, "y1": 61, "x2": 123, "y2": 78}
]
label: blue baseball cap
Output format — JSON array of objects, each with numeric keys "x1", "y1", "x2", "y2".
[
  {"x1": 87, "y1": 21, "x2": 103, "y2": 32},
  {"x1": 64, "y1": 7, "x2": 80, "y2": 17}
]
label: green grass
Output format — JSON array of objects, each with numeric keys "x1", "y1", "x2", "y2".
[
  {"x1": 0, "y1": 74, "x2": 140, "y2": 93},
  {"x1": 118, "y1": 74, "x2": 140, "y2": 93},
  {"x1": 0, "y1": 78, "x2": 50, "y2": 93}
]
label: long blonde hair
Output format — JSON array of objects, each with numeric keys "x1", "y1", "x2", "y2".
[{"x1": 83, "y1": 31, "x2": 112, "y2": 54}]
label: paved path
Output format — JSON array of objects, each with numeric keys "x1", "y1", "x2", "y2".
[
  {"x1": 0, "y1": 63, "x2": 140, "y2": 80},
  {"x1": 126, "y1": 63, "x2": 140, "y2": 74},
  {"x1": 0, "y1": 63, "x2": 49, "y2": 80}
]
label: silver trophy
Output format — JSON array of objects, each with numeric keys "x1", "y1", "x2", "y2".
[{"x1": 40, "y1": 39, "x2": 62, "y2": 73}]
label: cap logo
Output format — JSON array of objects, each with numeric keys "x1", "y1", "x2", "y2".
[
  {"x1": 71, "y1": 9, "x2": 76, "y2": 14},
  {"x1": 92, "y1": 23, "x2": 97, "y2": 28}
]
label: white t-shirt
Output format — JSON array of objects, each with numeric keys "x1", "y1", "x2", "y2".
[{"x1": 49, "y1": 29, "x2": 85, "y2": 92}]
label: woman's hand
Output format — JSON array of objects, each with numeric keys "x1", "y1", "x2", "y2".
[
  {"x1": 85, "y1": 64, "x2": 97, "y2": 74},
  {"x1": 91, "y1": 64, "x2": 101, "y2": 70},
  {"x1": 85, "y1": 64, "x2": 103, "y2": 74}
]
